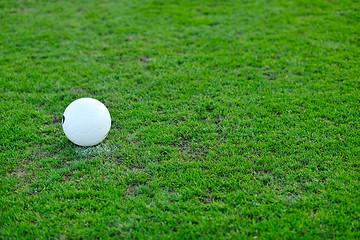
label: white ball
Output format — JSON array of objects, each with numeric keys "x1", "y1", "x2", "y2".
[{"x1": 62, "y1": 98, "x2": 111, "y2": 147}]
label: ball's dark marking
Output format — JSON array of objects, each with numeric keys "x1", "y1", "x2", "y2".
[{"x1": 62, "y1": 115, "x2": 65, "y2": 124}]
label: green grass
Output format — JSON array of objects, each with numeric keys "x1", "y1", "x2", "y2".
[{"x1": 1, "y1": 0, "x2": 360, "y2": 239}]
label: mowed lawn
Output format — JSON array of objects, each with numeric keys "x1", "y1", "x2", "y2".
[{"x1": 1, "y1": 0, "x2": 359, "y2": 239}]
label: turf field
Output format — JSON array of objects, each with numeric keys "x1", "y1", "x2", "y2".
[{"x1": 1, "y1": 0, "x2": 359, "y2": 239}]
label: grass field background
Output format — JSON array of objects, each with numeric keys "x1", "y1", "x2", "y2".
[{"x1": 1, "y1": 0, "x2": 360, "y2": 239}]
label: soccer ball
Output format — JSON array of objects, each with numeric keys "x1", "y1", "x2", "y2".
[{"x1": 62, "y1": 98, "x2": 111, "y2": 147}]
